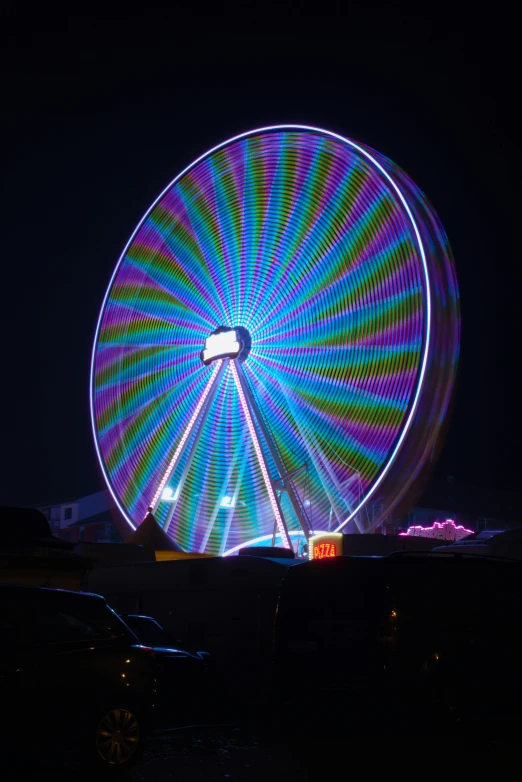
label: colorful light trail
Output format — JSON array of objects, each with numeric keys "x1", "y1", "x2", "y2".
[{"x1": 90, "y1": 126, "x2": 460, "y2": 553}]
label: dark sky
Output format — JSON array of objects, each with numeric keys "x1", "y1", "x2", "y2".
[{"x1": 1, "y1": 4, "x2": 520, "y2": 507}]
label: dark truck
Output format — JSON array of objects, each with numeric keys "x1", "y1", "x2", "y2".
[
  {"x1": 0, "y1": 584, "x2": 156, "y2": 770},
  {"x1": 271, "y1": 552, "x2": 522, "y2": 735},
  {"x1": 84, "y1": 549, "x2": 522, "y2": 735}
]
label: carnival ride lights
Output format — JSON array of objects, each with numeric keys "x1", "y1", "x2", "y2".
[
  {"x1": 400, "y1": 519, "x2": 473, "y2": 541},
  {"x1": 90, "y1": 126, "x2": 460, "y2": 555}
]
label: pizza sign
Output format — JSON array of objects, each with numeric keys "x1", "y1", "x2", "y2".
[{"x1": 309, "y1": 533, "x2": 343, "y2": 560}]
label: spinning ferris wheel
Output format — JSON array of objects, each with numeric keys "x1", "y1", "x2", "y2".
[{"x1": 90, "y1": 126, "x2": 459, "y2": 556}]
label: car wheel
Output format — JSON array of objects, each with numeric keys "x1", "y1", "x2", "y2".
[{"x1": 93, "y1": 707, "x2": 143, "y2": 770}]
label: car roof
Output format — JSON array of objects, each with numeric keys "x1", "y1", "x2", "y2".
[
  {"x1": 282, "y1": 552, "x2": 522, "y2": 583},
  {"x1": 0, "y1": 584, "x2": 106, "y2": 602}
]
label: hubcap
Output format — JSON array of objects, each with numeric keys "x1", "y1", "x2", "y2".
[{"x1": 95, "y1": 708, "x2": 139, "y2": 765}]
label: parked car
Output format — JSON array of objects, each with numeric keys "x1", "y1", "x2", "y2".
[
  {"x1": 432, "y1": 528, "x2": 522, "y2": 559},
  {"x1": 119, "y1": 613, "x2": 215, "y2": 724},
  {"x1": 0, "y1": 584, "x2": 156, "y2": 771},
  {"x1": 272, "y1": 552, "x2": 522, "y2": 736}
]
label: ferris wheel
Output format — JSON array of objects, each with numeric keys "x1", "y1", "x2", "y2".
[{"x1": 90, "y1": 126, "x2": 459, "y2": 556}]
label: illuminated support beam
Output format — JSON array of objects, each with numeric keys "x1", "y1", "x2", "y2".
[
  {"x1": 150, "y1": 350, "x2": 303, "y2": 552},
  {"x1": 230, "y1": 360, "x2": 292, "y2": 550},
  {"x1": 233, "y1": 361, "x2": 311, "y2": 541},
  {"x1": 150, "y1": 359, "x2": 226, "y2": 515},
  {"x1": 162, "y1": 360, "x2": 228, "y2": 532}
]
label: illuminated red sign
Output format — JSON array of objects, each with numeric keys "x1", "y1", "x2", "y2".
[
  {"x1": 309, "y1": 533, "x2": 343, "y2": 560},
  {"x1": 313, "y1": 541, "x2": 338, "y2": 559}
]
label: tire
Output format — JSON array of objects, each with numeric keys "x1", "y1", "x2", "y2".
[{"x1": 82, "y1": 706, "x2": 146, "y2": 773}]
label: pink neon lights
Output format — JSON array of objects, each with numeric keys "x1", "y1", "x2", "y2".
[
  {"x1": 399, "y1": 518, "x2": 473, "y2": 541},
  {"x1": 150, "y1": 360, "x2": 224, "y2": 513},
  {"x1": 230, "y1": 360, "x2": 291, "y2": 550}
]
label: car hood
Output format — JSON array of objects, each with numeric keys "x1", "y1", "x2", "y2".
[{"x1": 151, "y1": 646, "x2": 203, "y2": 660}]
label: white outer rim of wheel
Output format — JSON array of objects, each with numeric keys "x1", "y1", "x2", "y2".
[{"x1": 89, "y1": 125, "x2": 431, "y2": 535}]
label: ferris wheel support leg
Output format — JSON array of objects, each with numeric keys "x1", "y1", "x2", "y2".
[
  {"x1": 280, "y1": 381, "x2": 362, "y2": 532},
  {"x1": 162, "y1": 360, "x2": 228, "y2": 532},
  {"x1": 233, "y1": 361, "x2": 311, "y2": 542},
  {"x1": 280, "y1": 400, "x2": 342, "y2": 530},
  {"x1": 230, "y1": 360, "x2": 293, "y2": 550},
  {"x1": 149, "y1": 359, "x2": 227, "y2": 516}
]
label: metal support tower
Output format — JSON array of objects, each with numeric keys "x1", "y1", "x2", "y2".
[{"x1": 148, "y1": 355, "x2": 312, "y2": 550}]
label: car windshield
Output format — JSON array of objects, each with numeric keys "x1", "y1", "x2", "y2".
[
  {"x1": 476, "y1": 529, "x2": 506, "y2": 540},
  {"x1": 0, "y1": 592, "x2": 135, "y2": 646},
  {"x1": 122, "y1": 615, "x2": 174, "y2": 647}
]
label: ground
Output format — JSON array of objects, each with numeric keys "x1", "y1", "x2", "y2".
[{"x1": 3, "y1": 719, "x2": 521, "y2": 781}]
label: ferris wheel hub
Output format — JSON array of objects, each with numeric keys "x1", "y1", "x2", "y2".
[{"x1": 201, "y1": 325, "x2": 252, "y2": 365}]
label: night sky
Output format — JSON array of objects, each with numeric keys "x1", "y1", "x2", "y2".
[{"x1": 1, "y1": 5, "x2": 519, "y2": 507}]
